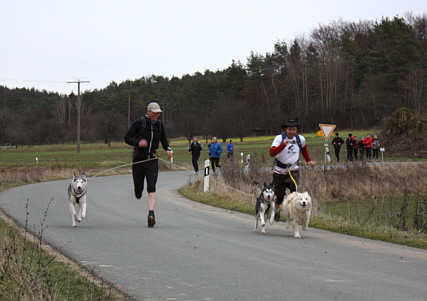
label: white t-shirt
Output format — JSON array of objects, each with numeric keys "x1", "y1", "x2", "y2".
[{"x1": 271, "y1": 134, "x2": 306, "y2": 174}]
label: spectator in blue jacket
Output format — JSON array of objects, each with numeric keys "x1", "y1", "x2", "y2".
[
  {"x1": 208, "y1": 137, "x2": 222, "y2": 172},
  {"x1": 226, "y1": 139, "x2": 234, "y2": 159}
]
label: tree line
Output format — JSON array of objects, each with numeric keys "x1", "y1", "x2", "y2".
[{"x1": 1, "y1": 15, "x2": 426, "y2": 146}]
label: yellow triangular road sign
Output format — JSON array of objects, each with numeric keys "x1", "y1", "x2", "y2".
[{"x1": 319, "y1": 124, "x2": 336, "y2": 141}]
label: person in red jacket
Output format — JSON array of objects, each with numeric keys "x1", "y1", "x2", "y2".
[
  {"x1": 269, "y1": 120, "x2": 316, "y2": 221},
  {"x1": 363, "y1": 134, "x2": 373, "y2": 162}
]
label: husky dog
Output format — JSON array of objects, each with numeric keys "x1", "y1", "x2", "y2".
[
  {"x1": 254, "y1": 183, "x2": 276, "y2": 234},
  {"x1": 283, "y1": 191, "x2": 312, "y2": 238},
  {"x1": 68, "y1": 173, "x2": 87, "y2": 227}
]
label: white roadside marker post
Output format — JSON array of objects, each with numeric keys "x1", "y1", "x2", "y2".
[
  {"x1": 380, "y1": 147, "x2": 385, "y2": 163},
  {"x1": 203, "y1": 159, "x2": 210, "y2": 192}
]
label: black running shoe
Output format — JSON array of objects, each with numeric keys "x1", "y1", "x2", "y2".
[
  {"x1": 274, "y1": 210, "x2": 280, "y2": 222},
  {"x1": 147, "y1": 214, "x2": 156, "y2": 227}
]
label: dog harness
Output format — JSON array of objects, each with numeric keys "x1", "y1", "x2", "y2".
[{"x1": 274, "y1": 133, "x2": 302, "y2": 168}]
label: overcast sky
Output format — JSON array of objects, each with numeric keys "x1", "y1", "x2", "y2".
[{"x1": 1, "y1": 0, "x2": 426, "y2": 95}]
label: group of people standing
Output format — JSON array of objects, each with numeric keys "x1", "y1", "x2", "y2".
[{"x1": 332, "y1": 133, "x2": 381, "y2": 163}]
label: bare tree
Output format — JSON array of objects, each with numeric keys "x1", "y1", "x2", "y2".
[
  {"x1": 400, "y1": 68, "x2": 425, "y2": 112},
  {"x1": 311, "y1": 22, "x2": 347, "y2": 122},
  {"x1": 53, "y1": 96, "x2": 68, "y2": 125},
  {"x1": 96, "y1": 110, "x2": 123, "y2": 146}
]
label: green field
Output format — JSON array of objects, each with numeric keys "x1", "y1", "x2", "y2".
[{"x1": 1, "y1": 129, "x2": 403, "y2": 171}]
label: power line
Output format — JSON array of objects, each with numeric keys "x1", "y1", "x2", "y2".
[{"x1": 0, "y1": 78, "x2": 67, "y2": 83}]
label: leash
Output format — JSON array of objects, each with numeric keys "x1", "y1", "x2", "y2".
[
  {"x1": 288, "y1": 171, "x2": 298, "y2": 192},
  {"x1": 89, "y1": 156, "x2": 184, "y2": 180},
  {"x1": 89, "y1": 156, "x2": 258, "y2": 199},
  {"x1": 157, "y1": 157, "x2": 257, "y2": 198},
  {"x1": 157, "y1": 157, "x2": 188, "y2": 171},
  {"x1": 89, "y1": 157, "x2": 159, "y2": 179},
  {"x1": 208, "y1": 178, "x2": 258, "y2": 199}
]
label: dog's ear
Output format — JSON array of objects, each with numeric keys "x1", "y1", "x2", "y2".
[
  {"x1": 264, "y1": 182, "x2": 267, "y2": 188},
  {"x1": 82, "y1": 172, "x2": 86, "y2": 178},
  {"x1": 270, "y1": 182, "x2": 274, "y2": 188},
  {"x1": 73, "y1": 173, "x2": 76, "y2": 180}
]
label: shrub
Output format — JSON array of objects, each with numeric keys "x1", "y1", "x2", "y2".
[{"x1": 382, "y1": 107, "x2": 427, "y2": 157}]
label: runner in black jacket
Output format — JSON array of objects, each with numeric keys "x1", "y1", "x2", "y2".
[
  {"x1": 331, "y1": 133, "x2": 344, "y2": 163},
  {"x1": 124, "y1": 102, "x2": 173, "y2": 227},
  {"x1": 346, "y1": 133, "x2": 355, "y2": 162},
  {"x1": 188, "y1": 137, "x2": 203, "y2": 174}
]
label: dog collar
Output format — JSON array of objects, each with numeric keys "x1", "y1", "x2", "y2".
[{"x1": 73, "y1": 187, "x2": 87, "y2": 198}]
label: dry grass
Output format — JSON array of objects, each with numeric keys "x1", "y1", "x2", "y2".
[
  {"x1": 0, "y1": 166, "x2": 134, "y2": 300},
  {"x1": 299, "y1": 162, "x2": 427, "y2": 217},
  {"x1": 218, "y1": 159, "x2": 426, "y2": 208},
  {"x1": 0, "y1": 200, "x2": 129, "y2": 301},
  {"x1": 181, "y1": 159, "x2": 427, "y2": 248},
  {"x1": 188, "y1": 159, "x2": 427, "y2": 242}
]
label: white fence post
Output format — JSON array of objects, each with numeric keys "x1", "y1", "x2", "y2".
[
  {"x1": 203, "y1": 159, "x2": 210, "y2": 192},
  {"x1": 380, "y1": 147, "x2": 385, "y2": 162}
]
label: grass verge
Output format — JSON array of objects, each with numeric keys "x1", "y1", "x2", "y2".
[
  {"x1": 0, "y1": 166, "x2": 132, "y2": 300},
  {"x1": 179, "y1": 159, "x2": 427, "y2": 250},
  {"x1": 0, "y1": 208, "x2": 129, "y2": 300},
  {"x1": 179, "y1": 183, "x2": 427, "y2": 249}
]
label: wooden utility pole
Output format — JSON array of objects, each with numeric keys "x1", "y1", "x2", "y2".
[{"x1": 67, "y1": 79, "x2": 90, "y2": 153}]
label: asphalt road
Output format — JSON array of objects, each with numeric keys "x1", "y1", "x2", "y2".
[{"x1": 1, "y1": 171, "x2": 426, "y2": 301}]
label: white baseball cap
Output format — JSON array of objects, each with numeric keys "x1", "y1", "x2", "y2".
[{"x1": 147, "y1": 102, "x2": 162, "y2": 113}]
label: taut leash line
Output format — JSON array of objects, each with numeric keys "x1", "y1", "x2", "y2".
[
  {"x1": 89, "y1": 157, "x2": 158, "y2": 179},
  {"x1": 157, "y1": 158, "x2": 257, "y2": 199},
  {"x1": 90, "y1": 156, "x2": 258, "y2": 199}
]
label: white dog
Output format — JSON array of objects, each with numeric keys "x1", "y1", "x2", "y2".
[
  {"x1": 67, "y1": 173, "x2": 87, "y2": 227},
  {"x1": 254, "y1": 183, "x2": 276, "y2": 234},
  {"x1": 283, "y1": 191, "x2": 312, "y2": 238}
]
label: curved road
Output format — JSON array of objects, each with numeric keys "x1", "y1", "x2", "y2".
[{"x1": 1, "y1": 171, "x2": 426, "y2": 301}]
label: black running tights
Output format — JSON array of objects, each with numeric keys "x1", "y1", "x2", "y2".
[{"x1": 132, "y1": 159, "x2": 158, "y2": 195}]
